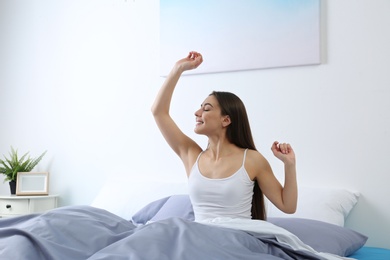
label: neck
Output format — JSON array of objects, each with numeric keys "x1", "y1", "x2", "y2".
[{"x1": 206, "y1": 138, "x2": 235, "y2": 160}]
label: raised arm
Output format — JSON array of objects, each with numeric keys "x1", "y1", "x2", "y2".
[
  {"x1": 151, "y1": 52, "x2": 203, "y2": 174},
  {"x1": 270, "y1": 141, "x2": 297, "y2": 213},
  {"x1": 249, "y1": 142, "x2": 297, "y2": 214}
]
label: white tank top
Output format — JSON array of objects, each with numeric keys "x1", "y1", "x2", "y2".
[{"x1": 188, "y1": 149, "x2": 254, "y2": 221}]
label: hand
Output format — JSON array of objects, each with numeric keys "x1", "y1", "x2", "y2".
[
  {"x1": 175, "y1": 51, "x2": 203, "y2": 72},
  {"x1": 271, "y1": 141, "x2": 296, "y2": 165}
]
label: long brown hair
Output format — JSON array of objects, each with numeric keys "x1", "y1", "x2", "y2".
[{"x1": 210, "y1": 91, "x2": 266, "y2": 220}]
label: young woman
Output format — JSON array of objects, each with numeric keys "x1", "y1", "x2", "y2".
[{"x1": 151, "y1": 51, "x2": 297, "y2": 221}]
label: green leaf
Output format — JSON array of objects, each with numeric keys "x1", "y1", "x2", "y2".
[{"x1": 0, "y1": 147, "x2": 47, "y2": 182}]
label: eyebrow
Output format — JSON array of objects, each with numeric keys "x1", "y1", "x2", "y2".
[{"x1": 201, "y1": 102, "x2": 214, "y2": 108}]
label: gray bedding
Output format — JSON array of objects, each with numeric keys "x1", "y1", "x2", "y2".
[{"x1": 0, "y1": 205, "x2": 327, "y2": 260}]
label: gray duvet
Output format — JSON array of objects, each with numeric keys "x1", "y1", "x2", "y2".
[{"x1": 0, "y1": 205, "x2": 325, "y2": 260}]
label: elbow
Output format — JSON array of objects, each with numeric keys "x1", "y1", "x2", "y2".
[
  {"x1": 151, "y1": 106, "x2": 169, "y2": 123},
  {"x1": 151, "y1": 106, "x2": 156, "y2": 117},
  {"x1": 274, "y1": 204, "x2": 297, "y2": 214},
  {"x1": 151, "y1": 104, "x2": 160, "y2": 117},
  {"x1": 151, "y1": 103, "x2": 156, "y2": 115},
  {"x1": 151, "y1": 102, "x2": 167, "y2": 117},
  {"x1": 284, "y1": 208, "x2": 296, "y2": 214},
  {"x1": 283, "y1": 205, "x2": 297, "y2": 214}
]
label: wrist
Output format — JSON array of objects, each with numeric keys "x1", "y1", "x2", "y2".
[
  {"x1": 284, "y1": 159, "x2": 296, "y2": 168},
  {"x1": 173, "y1": 63, "x2": 186, "y2": 74}
]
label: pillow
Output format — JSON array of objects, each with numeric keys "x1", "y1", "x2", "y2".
[
  {"x1": 132, "y1": 194, "x2": 367, "y2": 256},
  {"x1": 132, "y1": 194, "x2": 194, "y2": 224},
  {"x1": 267, "y1": 217, "x2": 368, "y2": 257},
  {"x1": 267, "y1": 186, "x2": 360, "y2": 226},
  {"x1": 131, "y1": 196, "x2": 171, "y2": 224},
  {"x1": 91, "y1": 179, "x2": 188, "y2": 220}
]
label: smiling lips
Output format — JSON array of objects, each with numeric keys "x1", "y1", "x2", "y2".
[{"x1": 196, "y1": 119, "x2": 203, "y2": 126}]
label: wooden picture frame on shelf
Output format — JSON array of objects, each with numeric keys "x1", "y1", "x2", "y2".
[{"x1": 16, "y1": 172, "x2": 49, "y2": 196}]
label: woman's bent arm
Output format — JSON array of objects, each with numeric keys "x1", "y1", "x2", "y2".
[
  {"x1": 151, "y1": 52, "x2": 203, "y2": 173},
  {"x1": 250, "y1": 142, "x2": 297, "y2": 214},
  {"x1": 270, "y1": 141, "x2": 297, "y2": 213}
]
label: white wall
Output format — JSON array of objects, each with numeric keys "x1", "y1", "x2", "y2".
[{"x1": 1, "y1": 0, "x2": 389, "y2": 249}]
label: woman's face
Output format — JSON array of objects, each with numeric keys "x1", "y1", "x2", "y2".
[{"x1": 194, "y1": 95, "x2": 227, "y2": 135}]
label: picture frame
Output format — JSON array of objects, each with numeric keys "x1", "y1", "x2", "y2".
[
  {"x1": 16, "y1": 172, "x2": 49, "y2": 196},
  {"x1": 160, "y1": 0, "x2": 321, "y2": 76}
]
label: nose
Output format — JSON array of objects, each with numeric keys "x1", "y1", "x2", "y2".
[{"x1": 194, "y1": 108, "x2": 202, "y2": 117}]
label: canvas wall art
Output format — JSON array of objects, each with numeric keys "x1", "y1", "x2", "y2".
[{"x1": 160, "y1": 0, "x2": 321, "y2": 75}]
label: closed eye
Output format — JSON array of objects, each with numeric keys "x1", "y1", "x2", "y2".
[{"x1": 201, "y1": 102, "x2": 213, "y2": 111}]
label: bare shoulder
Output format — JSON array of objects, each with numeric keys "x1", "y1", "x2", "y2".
[
  {"x1": 245, "y1": 149, "x2": 272, "y2": 180},
  {"x1": 246, "y1": 149, "x2": 268, "y2": 165}
]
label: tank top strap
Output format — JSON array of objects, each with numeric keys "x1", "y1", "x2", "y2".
[
  {"x1": 195, "y1": 151, "x2": 203, "y2": 164},
  {"x1": 242, "y1": 148, "x2": 248, "y2": 166}
]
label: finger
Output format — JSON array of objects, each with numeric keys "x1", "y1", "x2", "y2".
[
  {"x1": 279, "y1": 143, "x2": 289, "y2": 154},
  {"x1": 271, "y1": 141, "x2": 279, "y2": 152},
  {"x1": 198, "y1": 55, "x2": 203, "y2": 63},
  {"x1": 278, "y1": 143, "x2": 285, "y2": 154}
]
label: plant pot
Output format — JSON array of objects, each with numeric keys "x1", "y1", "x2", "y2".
[{"x1": 9, "y1": 181, "x2": 16, "y2": 195}]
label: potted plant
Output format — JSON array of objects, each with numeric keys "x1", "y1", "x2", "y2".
[{"x1": 0, "y1": 147, "x2": 47, "y2": 194}]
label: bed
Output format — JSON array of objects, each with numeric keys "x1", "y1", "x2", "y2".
[{"x1": 0, "y1": 181, "x2": 389, "y2": 260}]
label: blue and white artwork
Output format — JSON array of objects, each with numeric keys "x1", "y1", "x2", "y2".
[{"x1": 160, "y1": 0, "x2": 321, "y2": 75}]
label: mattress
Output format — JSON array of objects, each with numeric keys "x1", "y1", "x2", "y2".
[{"x1": 348, "y1": 246, "x2": 390, "y2": 260}]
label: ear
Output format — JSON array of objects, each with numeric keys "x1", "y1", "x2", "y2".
[{"x1": 221, "y1": 115, "x2": 231, "y2": 128}]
